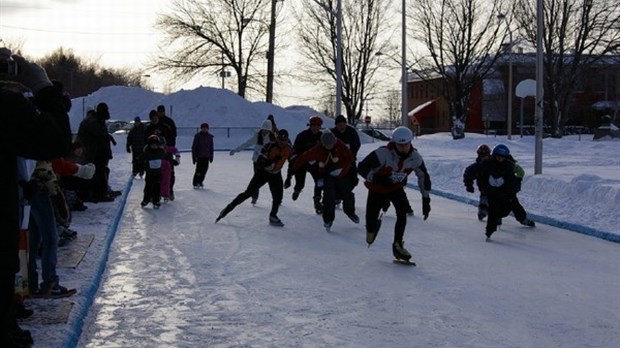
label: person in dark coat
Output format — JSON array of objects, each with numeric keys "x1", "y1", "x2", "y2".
[
  {"x1": 126, "y1": 116, "x2": 147, "y2": 177},
  {"x1": 1, "y1": 49, "x2": 72, "y2": 347},
  {"x1": 75, "y1": 102, "x2": 115, "y2": 202},
  {"x1": 330, "y1": 114, "x2": 361, "y2": 207},
  {"x1": 463, "y1": 144, "x2": 492, "y2": 220},
  {"x1": 145, "y1": 109, "x2": 172, "y2": 145},
  {"x1": 286, "y1": 115, "x2": 324, "y2": 214},
  {"x1": 191, "y1": 123, "x2": 214, "y2": 188},
  {"x1": 156, "y1": 105, "x2": 177, "y2": 146},
  {"x1": 293, "y1": 130, "x2": 357, "y2": 231},
  {"x1": 476, "y1": 144, "x2": 530, "y2": 241},
  {"x1": 141, "y1": 135, "x2": 174, "y2": 209}
]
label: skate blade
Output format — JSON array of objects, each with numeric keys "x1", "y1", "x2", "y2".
[{"x1": 393, "y1": 259, "x2": 416, "y2": 266}]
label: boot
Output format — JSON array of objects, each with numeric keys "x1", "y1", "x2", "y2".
[
  {"x1": 392, "y1": 241, "x2": 411, "y2": 261},
  {"x1": 216, "y1": 205, "x2": 233, "y2": 223},
  {"x1": 313, "y1": 196, "x2": 323, "y2": 214},
  {"x1": 269, "y1": 215, "x2": 284, "y2": 227}
]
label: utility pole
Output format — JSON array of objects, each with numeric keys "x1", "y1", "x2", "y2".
[
  {"x1": 400, "y1": 0, "x2": 408, "y2": 126},
  {"x1": 266, "y1": 0, "x2": 278, "y2": 103}
]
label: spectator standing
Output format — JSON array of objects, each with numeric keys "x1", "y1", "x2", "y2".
[
  {"x1": 156, "y1": 105, "x2": 177, "y2": 146},
  {"x1": 126, "y1": 116, "x2": 146, "y2": 177},
  {"x1": 1, "y1": 49, "x2": 72, "y2": 347},
  {"x1": 191, "y1": 123, "x2": 214, "y2": 189}
]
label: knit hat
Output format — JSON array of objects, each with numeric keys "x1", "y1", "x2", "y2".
[
  {"x1": 277, "y1": 129, "x2": 289, "y2": 139},
  {"x1": 134, "y1": 116, "x2": 141, "y2": 123},
  {"x1": 261, "y1": 119, "x2": 273, "y2": 131},
  {"x1": 96, "y1": 102, "x2": 110, "y2": 120},
  {"x1": 334, "y1": 115, "x2": 347, "y2": 124},
  {"x1": 320, "y1": 131, "x2": 337, "y2": 149},
  {"x1": 200, "y1": 123, "x2": 209, "y2": 129}
]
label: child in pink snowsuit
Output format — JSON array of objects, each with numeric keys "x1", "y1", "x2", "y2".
[{"x1": 161, "y1": 144, "x2": 180, "y2": 201}]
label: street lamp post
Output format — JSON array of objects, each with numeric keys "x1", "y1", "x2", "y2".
[{"x1": 498, "y1": 13, "x2": 513, "y2": 140}]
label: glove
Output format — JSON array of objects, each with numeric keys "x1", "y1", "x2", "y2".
[
  {"x1": 422, "y1": 197, "x2": 431, "y2": 220},
  {"x1": 126, "y1": 146, "x2": 131, "y2": 154},
  {"x1": 11, "y1": 54, "x2": 53, "y2": 93},
  {"x1": 284, "y1": 177, "x2": 291, "y2": 189},
  {"x1": 466, "y1": 185, "x2": 474, "y2": 193},
  {"x1": 74, "y1": 163, "x2": 96, "y2": 180},
  {"x1": 192, "y1": 157, "x2": 197, "y2": 165},
  {"x1": 209, "y1": 157, "x2": 213, "y2": 163},
  {"x1": 229, "y1": 150, "x2": 236, "y2": 156},
  {"x1": 390, "y1": 172, "x2": 407, "y2": 183},
  {"x1": 329, "y1": 168, "x2": 342, "y2": 176}
]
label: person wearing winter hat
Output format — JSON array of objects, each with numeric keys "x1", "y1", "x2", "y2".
[
  {"x1": 286, "y1": 115, "x2": 325, "y2": 214},
  {"x1": 229, "y1": 118, "x2": 275, "y2": 205},
  {"x1": 191, "y1": 123, "x2": 214, "y2": 188},
  {"x1": 141, "y1": 135, "x2": 174, "y2": 209},
  {"x1": 357, "y1": 126, "x2": 432, "y2": 264},
  {"x1": 293, "y1": 130, "x2": 357, "y2": 231},
  {"x1": 1, "y1": 48, "x2": 72, "y2": 347},
  {"x1": 156, "y1": 105, "x2": 177, "y2": 146},
  {"x1": 217, "y1": 128, "x2": 294, "y2": 226},
  {"x1": 126, "y1": 117, "x2": 147, "y2": 177}
]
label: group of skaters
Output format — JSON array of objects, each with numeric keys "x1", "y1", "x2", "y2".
[{"x1": 210, "y1": 113, "x2": 536, "y2": 262}]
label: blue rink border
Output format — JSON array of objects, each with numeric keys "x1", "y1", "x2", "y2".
[
  {"x1": 406, "y1": 183, "x2": 620, "y2": 244},
  {"x1": 61, "y1": 175, "x2": 134, "y2": 348}
]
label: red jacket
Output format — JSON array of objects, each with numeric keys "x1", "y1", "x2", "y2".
[{"x1": 292, "y1": 139, "x2": 354, "y2": 178}]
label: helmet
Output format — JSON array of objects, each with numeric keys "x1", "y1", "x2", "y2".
[
  {"x1": 476, "y1": 144, "x2": 491, "y2": 156},
  {"x1": 147, "y1": 134, "x2": 160, "y2": 145},
  {"x1": 492, "y1": 144, "x2": 510, "y2": 157},
  {"x1": 391, "y1": 127, "x2": 413, "y2": 144},
  {"x1": 309, "y1": 115, "x2": 323, "y2": 126},
  {"x1": 320, "y1": 131, "x2": 337, "y2": 149}
]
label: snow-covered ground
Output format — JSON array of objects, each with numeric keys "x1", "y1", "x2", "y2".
[{"x1": 19, "y1": 86, "x2": 620, "y2": 347}]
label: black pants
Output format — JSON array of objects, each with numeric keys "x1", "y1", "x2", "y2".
[
  {"x1": 227, "y1": 169, "x2": 283, "y2": 217},
  {"x1": 193, "y1": 158, "x2": 210, "y2": 186},
  {"x1": 91, "y1": 159, "x2": 110, "y2": 198},
  {"x1": 143, "y1": 172, "x2": 162, "y2": 204},
  {"x1": 365, "y1": 188, "x2": 410, "y2": 244},
  {"x1": 293, "y1": 164, "x2": 322, "y2": 201},
  {"x1": 131, "y1": 150, "x2": 144, "y2": 175},
  {"x1": 322, "y1": 174, "x2": 356, "y2": 224},
  {"x1": 486, "y1": 194, "x2": 528, "y2": 235}
]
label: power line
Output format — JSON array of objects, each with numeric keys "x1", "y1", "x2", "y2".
[{"x1": 0, "y1": 24, "x2": 156, "y2": 36}]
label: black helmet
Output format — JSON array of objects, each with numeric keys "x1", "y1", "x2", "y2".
[{"x1": 476, "y1": 144, "x2": 491, "y2": 156}]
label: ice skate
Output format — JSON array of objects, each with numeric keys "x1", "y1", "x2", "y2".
[
  {"x1": 520, "y1": 218, "x2": 536, "y2": 227},
  {"x1": 216, "y1": 205, "x2": 232, "y2": 223},
  {"x1": 292, "y1": 190, "x2": 301, "y2": 201},
  {"x1": 269, "y1": 215, "x2": 284, "y2": 227},
  {"x1": 392, "y1": 241, "x2": 412, "y2": 262},
  {"x1": 324, "y1": 221, "x2": 333, "y2": 232},
  {"x1": 346, "y1": 213, "x2": 360, "y2": 224}
]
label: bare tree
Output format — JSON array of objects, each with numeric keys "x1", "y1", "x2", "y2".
[
  {"x1": 514, "y1": 0, "x2": 620, "y2": 137},
  {"x1": 409, "y1": 0, "x2": 509, "y2": 139},
  {"x1": 296, "y1": 0, "x2": 394, "y2": 124},
  {"x1": 153, "y1": 0, "x2": 275, "y2": 98},
  {"x1": 382, "y1": 89, "x2": 401, "y2": 127}
]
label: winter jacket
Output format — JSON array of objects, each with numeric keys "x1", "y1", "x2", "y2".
[
  {"x1": 476, "y1": 157, "x2": 519, "y2": 198},
  {"x1": 159, "y1": 115, "x2": 177, "y2": 146},
  {"x1": 142, "y1": 146, "x2": 173, "y2": 175},
  {"x1": 126, "y1": 124, "x2": 146, "y2": 153},
  {"x1": 292, "y1": 128, "x2": 322, "y2": 156},
  {"x1": 292, "y1": 139, "x2": 354, "y2": 178},
  {"x1": 2, "y1": 85, "x2": 72, "y2": 273},
  {"x1": 231, "y1": 130, "x2": 274, "y2": 161},
  {"x1": 145, "y1": 121, "x2": 173, "y2": 144},
  {"x1": 192, "y1": 131, "x2": 214, "y2": 160},
  {"x1": 76, "y1": 114, "x2": 112, "y2": 162},
  {"x1": 256, "y1": 141, "x2": 293, "y2": 174},
  {"x1": 463, "y1": 156, "x2": 487, "y2": 193},
  {"x1": 330, "y1": 125, "x2": 361, "y2": 158},
  {"x1": 358, "y1": 141, "x2": 432, "y2": 196}
]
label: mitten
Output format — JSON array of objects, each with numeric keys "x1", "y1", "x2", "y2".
[
  {"x1": 74, "y1": 163, "x2": 96, "y2": 180},
  {"x1": 466, "y1": 185, "x2": 474, "y2": 193},
  {"x1": 11, "y1": 54, "x2": 53, "y2": 93},
  {"x1": 422, "y1": 197, "x2": 431, "y2": 220},
  {"x1": 209, "y1": 157, "x2": 213, "y2": 163}
]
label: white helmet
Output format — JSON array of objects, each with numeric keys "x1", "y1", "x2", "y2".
[{"x1": 391, "y1": 127, "x2": 413, "y2": 144}]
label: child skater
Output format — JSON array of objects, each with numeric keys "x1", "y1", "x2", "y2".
[{"x1": 141, "y1": 135, "x2": 173, "y2": 209}]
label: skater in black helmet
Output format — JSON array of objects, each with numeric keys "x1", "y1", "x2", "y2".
[{"x1": 357, "y1": 127, "x2": 432, "y2": 263}]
